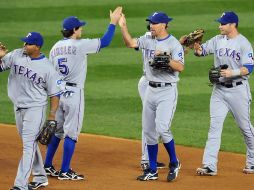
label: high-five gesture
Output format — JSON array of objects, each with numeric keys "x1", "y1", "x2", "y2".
[
  {"x1": 118, "y1": 13, "x2": 127, "y2": 28},
  {"x1": 110, "y1": 6, "x2": 122, "y2": 25}
]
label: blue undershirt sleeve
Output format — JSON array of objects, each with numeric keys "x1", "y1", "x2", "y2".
[
  {"x1": 243, "y1": 64, "x2": 254, "y2": 74},
  {"x1": 100, "y1": 24, "x2": 116, "y2": 49}
]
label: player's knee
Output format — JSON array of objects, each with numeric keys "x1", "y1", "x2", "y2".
[
  {"x1": 143, "y1": 130, "x2": 158, "y2": 144},
  {"x1": 155, "y1": 122, "x2": 170, "y2": 134}
]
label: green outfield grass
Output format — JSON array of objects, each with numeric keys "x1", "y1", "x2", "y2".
[{"x1": 0, "y1": 0, "x2": 254, "y2": 154}]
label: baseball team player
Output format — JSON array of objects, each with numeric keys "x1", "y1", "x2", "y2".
[
  {"x1": 0, "y1": 32, "x2": 61, "y2": 190},
  {"x1": 43, "y1": 7, "x2": 122, "y2": 180},
  {"x1": 137, "y1": 31, "x2": 166, "y2": 170},
  {"x1": 119, "y1": 11, "x2": 184, "y2": 181},
  {"x1": 194, "y1": 11, "x2": 254, "y2": 175}
]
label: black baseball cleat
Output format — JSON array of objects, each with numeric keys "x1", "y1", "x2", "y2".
[
  {"x1": 44, "y1": 165, "x2": 59, "y2": 177},
  {"x1": 58, "y1": 169, "x2": 85, "y2": 180},
  {"x1": 156, "y1": 162, "x2": 166, "y2": 169},
  {"x1": 28, "y1": 182, "x2": 48, "y2": 189},
  {"x1": 10, "y1": 186, "x2": 32, "y2": 190},
  {"x1": 167, "y1": 160, "x2": 181, "y2": 182},
  {"x1": 196, "y1": 166, "x2": 217, "y2": 176},
  {"x1": 10, "y1": 187, "x2": 21, "y2": 190},
  {"x1": 137, "y1": 169, "x2": 158, "y2": 181},
  {"x1": 141, "y1": 162, "x2": 166, "y2": 171},
  {"x1": 243, "y1": 166, "x2": 254, "y2": 174}
]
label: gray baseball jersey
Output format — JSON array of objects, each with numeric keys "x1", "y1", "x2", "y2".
[
  {"x1": 50, "y1": 38, "x2": 100, "y2": 88},
  {"x1": 201, "y1": 34, "x2": 253, "y2": 82},
  {"x1": 200, "y1": 34, "x2": 254, "y2": 172},
  {"x1": 49, "y1": 38, "x2": 100, "y2": 140},
  {"x1": 137, "y1": 34, "x2": 184, "y2": 83},
  {"x1": 1, "y1": 48, "x2": 61, "y2": 107},
  {"x1": 0, "y1": 48, "x2": 61, "y2": 189},
  {"x1": 136, "y1": 33, "x2": 184, "y2": 145}
]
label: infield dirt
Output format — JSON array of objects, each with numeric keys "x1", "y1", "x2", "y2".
[{"x1": 0, "y1": 124, "x2": 253, "y2": 190}]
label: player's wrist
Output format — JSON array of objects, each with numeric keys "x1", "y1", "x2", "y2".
[
  {"x1": 231, "y1": 69, "x2": 241, "y2": 76},
  {"x1": 110, "y1": 19, "x2": 118, "y2": 25}
]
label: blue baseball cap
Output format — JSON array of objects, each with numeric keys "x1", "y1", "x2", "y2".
[
  {"x1": 216, "y1": 11, "x2": 239, "y2": 24},
  {"x1": 21, "y1": 32, "x2": 44, "y2": 47},
  {"x1": 63, "y1": 16, "x2": 86, "y2": 31},
  {"x1": 146, "y1": 12, "x2": 173, "y2": 24}
]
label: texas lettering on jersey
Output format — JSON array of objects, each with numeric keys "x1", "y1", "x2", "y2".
[
  {"x1": 13, "y1": 64, "x2": 45, "y2": 87},
  {"x1": 215, "y1": 48, "x2": 240, "y2": 61},
  {"x1": 143, "y1": 49, "x2": 155, "y2": 59}
]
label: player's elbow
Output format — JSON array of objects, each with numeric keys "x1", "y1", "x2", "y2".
[
  {"x1": 125, "y1": 42, "x2": 137, "y2": 49},
  {"x1": 123, "y1": 38, "x2": 138, "y2": 48}
]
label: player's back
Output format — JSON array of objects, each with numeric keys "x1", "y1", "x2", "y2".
[{"x1": 49, "y1": 38, "x2": 100, "y2": 88}]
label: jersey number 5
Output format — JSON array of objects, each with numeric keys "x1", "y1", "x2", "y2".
[{"x1": 58, "y1": 58, "x2": 69, "y2": 75}]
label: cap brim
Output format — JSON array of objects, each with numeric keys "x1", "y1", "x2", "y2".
[
  {"x1": 215, "y1": 18, "x2": 227, "y2": 24},
  {"x1": 215, "y1": 18, "x2": 222, "y2": 23},
  {"x1": 80, "y1": 21, "x2": 86, "y2": 26},
  {"x1": 21, "y1": 38, "x2": 31, "y2": 44},
  {"x1": 146, "y1": 18, "x2": 173, "y2": 24}
]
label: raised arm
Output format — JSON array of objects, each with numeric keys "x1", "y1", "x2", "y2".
[
  {"x1": 118, "y1": 14, "x2": 138, "y2": 48},
  {"x1": 100, "y1": 6, "x2": 122, "y2": 49}
]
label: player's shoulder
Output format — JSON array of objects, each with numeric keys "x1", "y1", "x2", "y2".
[
  {"x1": 169, "y1": 34, "x2": 179, "y2": 42},
  {"x1": 144, "y1": 32, "x2": 152, "y2": 38},
  {"x1": 11, "y1": 48, "x2": 25, "y2": 56},
  {"x1": 139, "y1": 32, "x2": 153, "y2": 40},
  {"x1": 37, "y1": 55, "x2": 53, "y2": 67},
  {"x1": 212, "y1": 34, "x2": 225, "y2": 41},
  {"x1": 167, "y1": 35, "x2": 182, "y2": 46},
  {"x1": 237, "y1": 34, "x2": 252, "y2": 44},
  {"x1": 80, "y1": 38, "x2": 99, "y2": 44}
]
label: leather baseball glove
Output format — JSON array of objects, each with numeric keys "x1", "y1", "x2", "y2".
[
  {"x1": 209, "y1": 64, "x2": 228, "y2": 84},
  {"x1": 0, "y1": 42, "x2": 8, "y2": 58},
  {"x1": 37, "y1": 120, "x2": 57, "y2": 145},
  {"x1": 182, "y1": 29, "x2": 204, "y2": 48},
  {"x1": 149, "y1": 53, "x2": 173, "y2": 72}
]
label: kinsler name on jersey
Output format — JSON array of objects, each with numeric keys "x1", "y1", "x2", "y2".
[
  {"x1": 13, "y1": 64, "x2": 45, "y2": 86},
  {"x1": 50, "y1": 45, "x2": 77, "y2": 59}
]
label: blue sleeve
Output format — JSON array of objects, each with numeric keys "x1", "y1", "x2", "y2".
[
  {"x1": 100, "y1": 24, "x2": 116, "y2": 49},
  {"x1": 56, "y1": 93, "x2": 61, "y2": 98},
  {"x1": 243, "y1": 64, "x2": 254, "y2": 74}
]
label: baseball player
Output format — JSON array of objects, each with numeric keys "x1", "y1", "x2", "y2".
[
  {"x1": 136, "y1": 31, "x2": 166, "y2": 171},
  {"x1": 0, "y1": 32, "x2": 61, "y2": 190},
  {"x1": 119, "y1": 12, "x2": 184, "y2": 181},
  {"x1": 194, "y1": 11, "x2": 254, "y2": 175},
  {"x1": 43, "y1": 7, "x2": 122, "y2": 180}
]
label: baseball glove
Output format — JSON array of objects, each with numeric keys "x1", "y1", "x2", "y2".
[
  {"x1": 182, "y1": 29, "x2": 204, "y2": 48},
  {"x1": 37, "y1": 120, "x2": 57, "y2": 145},
  {"x1": 0, "y1": 42, "x2": 8, "y2": 58},
  {"x1": 149, "y1": 53, "x2": 173, "y2": 72},
  {"x1": 209, "y1": 64, "x2": 228, "y2": 84}
]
